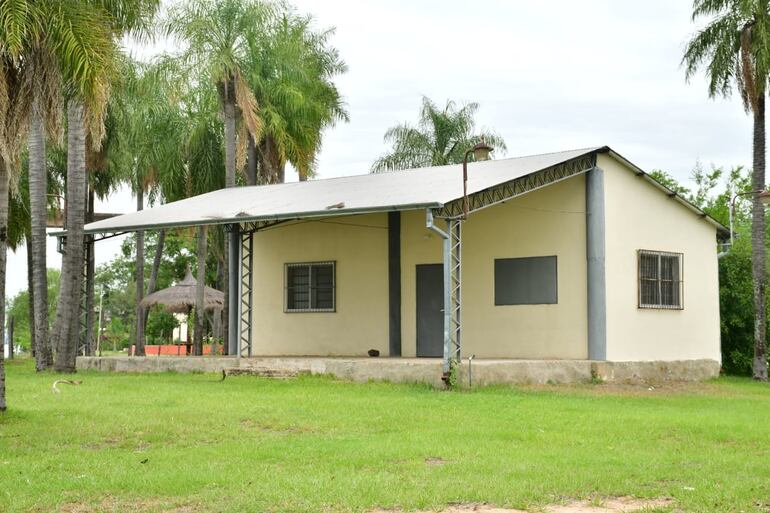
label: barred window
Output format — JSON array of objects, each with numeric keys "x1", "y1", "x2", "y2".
[
  {"x1": 638, "y1": 250, "x2": 683, "y2": 309},
  {"x1": 285, "y1": 262, "x2": 335, "y2": 312}
]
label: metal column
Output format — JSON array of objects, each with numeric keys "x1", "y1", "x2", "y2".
[
  {"x1": 586, "y1": 167, "x2": 607, "y2": 360},
  {"x1": 227, "y1": 224, "x2": 240, "y2": 356},
  {"x1": 448, "y1": 219, "x2": 462, "y2": 367},
  {"x1": 240, "y1": 229, "x2": 254, "y2": 357},
  {"x1": 78, "y1": 237, "x2": 91, "y2": 356},
  {"x1": 426, "y1": 210, "x2": 462, "y2": 380}
]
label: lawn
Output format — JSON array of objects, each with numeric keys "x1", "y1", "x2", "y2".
[{"x1": 1, "y1": 359, "x2": 770, "y2": 513}]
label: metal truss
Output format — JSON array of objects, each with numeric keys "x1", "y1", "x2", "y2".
[
  {"x1": 436, "y1": 153, "x2": 597, "y2": 218},
  {"x1": 78, "y1": 237, "x2": 91, "y2": 356},
  {"x1": 240, "y1": 229, "x2": 254, "y2": 357},
  {"x1": 448, "y1": 219, "x2": 462, "y2": 369}
]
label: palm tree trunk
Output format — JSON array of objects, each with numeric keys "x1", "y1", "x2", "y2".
[
  {"x1": 0, "y1": 159, "x2": 9, "y2": 411},
  {"x1": 54, "y1": 101, "x2": 87, "y2": 373},
  {"x1": 258, "y1": 137, "x2": 281, "y2": 183},
  {"x1": 223, "y1": 81, "x2": 236, "y2": 356},
  {"x1": 29, "y1": 96, "x2": 52, "y2": 370},
  {"x1": 26, "y1": 237, "x2": 36, "y2": 359},
  {"x1": 135, "y1": 189, "x2": 146, "y2": 356},
  {"x1": 143, "y1": 229, "x2": 166, "y2": 330},
  {"x1": 85, "y1": 186, "x2": 95, "y2": 356},
  {"x1": 193, "y1": 225, "x2": 206, "y2": 356},
  {"x1": 752, "y1": 94, "x2": 769, "y2": 381},
  {"x1": 247, "y1": 135, "x2": 257, "y2": 186},
  {"x1": 224, "y1": 81, "x2": 236, "y2": 188},
  {"x1": 214, "y1": 257, "x2": 224, "y2": 339}
]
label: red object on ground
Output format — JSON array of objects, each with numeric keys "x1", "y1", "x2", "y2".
[{"x1": 130, "y1": 344, "x2": 223, "y2": 356}]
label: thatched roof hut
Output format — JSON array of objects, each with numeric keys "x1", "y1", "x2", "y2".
[{"x1": 140, "y1": 269, "x2": 224, "y2": 314}]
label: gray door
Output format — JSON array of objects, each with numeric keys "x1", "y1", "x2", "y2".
[{"x1": 416, "y1": 264, "x2": 443, "y2": 357}]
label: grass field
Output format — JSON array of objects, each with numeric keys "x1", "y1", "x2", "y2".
[{"x1": 1, "y1": 358, "x2": 770, "y2": 513}]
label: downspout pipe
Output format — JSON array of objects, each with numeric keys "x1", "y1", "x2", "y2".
[{"x1": 425, "y1": 209, "x2": 452, "y2": 378}]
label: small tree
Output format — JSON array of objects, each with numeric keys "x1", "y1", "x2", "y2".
[{"x1": 372, "y1": 96, "x2": 506, "y2": 172}]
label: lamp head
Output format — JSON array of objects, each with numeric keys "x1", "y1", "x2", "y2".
[{"x1": 472, "y1": 141, "x2": 493, "y2": 162}]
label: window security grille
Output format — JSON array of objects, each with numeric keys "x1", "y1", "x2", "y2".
[
  {"x1": 638, "y1": 250, "x2": 683, "y2": 310},
  {"x1": 285, "y1": 262, "x2": 335, "y2": 312}
]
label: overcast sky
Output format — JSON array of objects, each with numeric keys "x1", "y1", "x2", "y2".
[{"x1": 6, "y1": 0, "x2": 754, "y2": 298}]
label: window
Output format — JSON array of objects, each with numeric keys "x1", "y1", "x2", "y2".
[
  {"x1": 494, "y1": 256, "x2": 558, "y2": 305},
  {"x1": 638, "y1": 250, "x2": 683, "y2": 309},
  {"x1": 285, "y1": 261, "x2": 336, "y2": 312}
]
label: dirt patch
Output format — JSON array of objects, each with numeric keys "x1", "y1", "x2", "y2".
[
  {"x1": 80, "y1": 438, "x2": 120, "y2": 451},
  {"x1": 371, "y1": 497, "x2": 673, "y2": 513},
  {"x1": 520, "y1": 380, "x2": 728, "y2": 397},
  {"x1": 424, "y1": 457, "x2": 448, "y2": 466},
  {"x1": 58, "y1": 495, "x2": 202, "y2": 513},
  {"x1": 239, "y1": 418, "x2": 315, "y2": 434}
]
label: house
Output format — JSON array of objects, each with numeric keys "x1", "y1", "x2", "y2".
[{"x1": 75, "y1": 146, "x2": 725, "y2": 383}]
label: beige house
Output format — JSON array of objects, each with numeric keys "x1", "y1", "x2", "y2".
[{"x1": 77, "y1": 146, "x2": 725, "y2": 381}]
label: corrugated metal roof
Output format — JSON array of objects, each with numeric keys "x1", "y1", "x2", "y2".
[
  {"x1": 72, "y1": 146, "x2": 726, "y2": 235},
  {"x1": 79, "y1": 147, "x2": 600, "y2": 234}
]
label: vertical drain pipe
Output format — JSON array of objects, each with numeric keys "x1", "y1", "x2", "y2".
[{"x1": 426, "y1": 209, "x2": 452, "y2": 377}]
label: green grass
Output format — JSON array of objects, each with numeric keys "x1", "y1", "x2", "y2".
[{"x1": 1, "y1": 359, "x2": 770, "y2": 513}]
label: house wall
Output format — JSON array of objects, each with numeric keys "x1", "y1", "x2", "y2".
[
  {"x1": 600, "y1": 153, "x2": 721, "y2": 362},
  {"x1": 399, "y1": 175, "x2": 588, "y2": 358},
  {"x1": 250, "y1": 214, "x2": 390, "y2": 356},
  {"x1": 248, "y1": 154, "x2": 720, "y2": 362},
  {"x1": 249, "y1": 176, "x2": 588, "y2": 359}
]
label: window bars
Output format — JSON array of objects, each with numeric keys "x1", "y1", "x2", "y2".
[
  {"x1": 638, "y1": 250, "x2": 683, "y2": 310},
  {"x1": 285, "y1": 261, "x2": 336, "y2": 312}
]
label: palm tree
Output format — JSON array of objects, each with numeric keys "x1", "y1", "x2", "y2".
[
  {"x1": 51, "y1": 1, "x2": 159, "y2": 372},
  {"x1": 165, "y1": 0, "x2": 267, "y2": 187},
  {"x1": 166, "y1": 0, "x2": 271, "y2": 354},
  {"x1": 371, "y1": 97, "x2": 506, "y2": 172},
  {"x1": 244, "y1": 11, "x2": 348, "y2": 183},
  {"x1": 684, "y1": 0, "x2": 770, "y2": 381},
  {"x1": 107, "y1": 57, "x2": 187, "y2": 355}
]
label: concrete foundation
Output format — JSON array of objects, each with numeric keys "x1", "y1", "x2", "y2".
[{"x1": 76, "y1": 356, "x2": 720, "y2": 387}]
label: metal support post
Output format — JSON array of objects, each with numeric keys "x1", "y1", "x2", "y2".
[
  {"x1": 78, "y1": 238, "x2": 91, "y2": 356},
  {"x1": 227, "y1": 224, "x2": 241, "y2": 357},
  {"x1": 426, "y1": 210, "x2": 462, "y2": 381},
  {"x1": 448, "y1": 219, "x2": 462, "y2": 365},
  {"x1": 240, "y1": 229, "x2": 254, "y2": 357}
]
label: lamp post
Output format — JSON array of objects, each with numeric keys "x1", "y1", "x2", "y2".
[
  {"x1": 462, "y1": 142, "x2": 493, "y2": 219},
  {"x1": 728, "y1": 189, "x2": 770, "y2": 246}
]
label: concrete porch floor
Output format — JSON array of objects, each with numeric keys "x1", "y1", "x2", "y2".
[{"x1": 76, "y1": 355, "x2": 720, "y2": 387}]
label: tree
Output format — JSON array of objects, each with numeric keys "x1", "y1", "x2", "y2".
[
  {"x1": 106, "y1": 58, "x2": 183, "y2": 356},
  {"x1": 7, "y1": 269, "x2": 62, "y2": 352},
  {"x1": 166, "y1": 0, "x2": 272, "y2": 354},
  {"x1": 684, "y1": 0, "x2": 770, "y2": 381},
  {"x1": 243, "y1": 11, "x2": 348, "y2": 183},
  {"x1": 165, "y1": 0, "x2": 266, "y2": 188},
  {"x1": 371, "y1": 97, "x2": 506, "y2": 172},
  {"x1": 49, "y1": 1, "x2": 160, "y2": 371}
]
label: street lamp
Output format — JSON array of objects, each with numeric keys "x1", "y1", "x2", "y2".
[
  {"x1": 462, "y1": 141, "x2": 494, "y2": 219},
  {"x1": 729, "y1": 189, "x2": 770, "y2": 246}
]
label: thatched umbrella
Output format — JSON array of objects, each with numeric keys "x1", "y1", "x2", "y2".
[{"x1": 140, "y1": 269, "x2": 224, "y2": 313}]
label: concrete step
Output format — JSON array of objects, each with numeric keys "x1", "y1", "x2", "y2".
[{"x1": 223, "y1": 367, "x2": 299, "y2": 379}]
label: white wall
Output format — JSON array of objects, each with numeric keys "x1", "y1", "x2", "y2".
[{"x1": 601, "y1": 153, "x2": 721, "y2": 362}]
